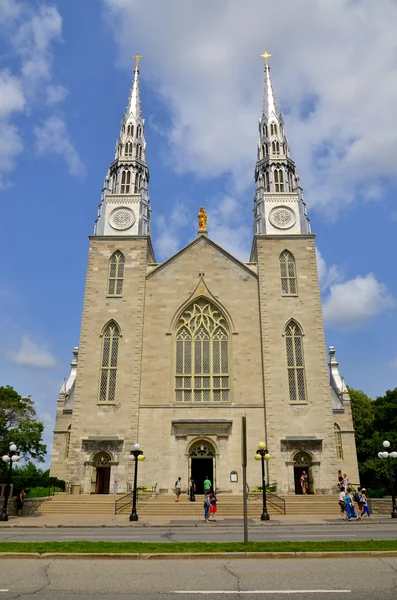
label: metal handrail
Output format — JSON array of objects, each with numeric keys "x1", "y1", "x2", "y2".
[
  {"x1": 115, "y1": 492, "x2": 132, "y2": 515},
  {"x1": 267, "y1": 491, "x2": 286, "y2": 515}
]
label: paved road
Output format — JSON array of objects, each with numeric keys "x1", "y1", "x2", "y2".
[
  {"x1": 1, "y1": 557, "x2": 397, "y2": 599},
  {"x1": 1, "y1": 521, "x2": 397, "y2": 542}
]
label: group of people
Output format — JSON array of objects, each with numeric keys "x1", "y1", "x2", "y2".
[
  {"x1": 174, "y1": 476, "x2": 217, "y2": 523},
  {"x1": 337, "y1": 474, "x2": 372, "y2": 521}
]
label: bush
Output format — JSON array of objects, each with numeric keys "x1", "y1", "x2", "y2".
[
  {"x1": 26, "y1": 487, "x2": 63, "y2": 498},
  {"x1": 366, "y1": 488, "x2": 387, "y2": 498}
]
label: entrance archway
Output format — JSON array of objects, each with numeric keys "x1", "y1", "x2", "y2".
[
  {"x1": 190, "y1": 442, "x2": 215, "y2": 494},
  {"x1": 92, "y1": 452, "x2": 111, "y2": 494},
  {"x1": 293, "y1": 451, "x2": 314, "y2": 494}
]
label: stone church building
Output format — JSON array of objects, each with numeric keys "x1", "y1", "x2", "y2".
[{"x1": 51, "y1": 56, "x2": 359, "y2": 496}]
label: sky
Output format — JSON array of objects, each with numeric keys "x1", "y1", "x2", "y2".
[{"x1": 0, "y1": 0, "x2": 396, "y2": 467}]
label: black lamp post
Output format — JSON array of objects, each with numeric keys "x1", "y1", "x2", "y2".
[
  {"x1": 129, "y1": 443, "x2": 144, "y2": 522},
  {"x1": 378, "y1": 440, "x2": 397, "y2": 519},
  {"x1": 1, "y1": 443, "x2": 20, "y2": 522},
  {"x1": 255, "y1": 442, "x2": 271, "y2": 521}
]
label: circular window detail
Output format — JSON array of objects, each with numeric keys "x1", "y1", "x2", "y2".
[
  {"x1": 269, "y1": 206, "x2": 296, "y2": 229},
  {"x1": 109, "y1": 207, "x2": 135, "y2": 231}
]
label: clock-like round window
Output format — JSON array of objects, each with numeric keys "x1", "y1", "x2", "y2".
[
  {"x1": 109, "y1": 207, "x2": 135, "y2": 231},
  {"x1": 269, "y1": 206, "x2": 296, "y2": 229}
]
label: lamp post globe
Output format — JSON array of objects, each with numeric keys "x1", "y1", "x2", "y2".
[
  {"x1": 379, "y1": 441, "x2": 397, "y2": 519},
  {"x1": 256, "y1": 442, "x2": 271, "y2": 521},
  {"x1": 0, "y1": 443, "x2": 20, "y2": 522}
]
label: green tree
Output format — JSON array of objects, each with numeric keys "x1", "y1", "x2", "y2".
[
  {"x1": 0, "y1": 386, "x2": 46, "y2": 471},
  {"x1": 12, "y1": 462, "x2": 64, "y2": 492}
]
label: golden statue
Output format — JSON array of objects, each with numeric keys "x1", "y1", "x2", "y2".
[{"x1": 198, "y1": 206, "x2": 207, "y2": 231}]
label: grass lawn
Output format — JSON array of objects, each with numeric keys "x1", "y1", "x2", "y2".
[{"x1": 0, "y1": 540, "x2": 397, "y2": 554}]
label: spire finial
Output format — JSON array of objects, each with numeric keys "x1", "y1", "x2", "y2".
[
  {"x1": 260, "y1": 51, "x2": 272, "y2": 70},
  {"x1": 131, "y1": 54, "x2": 144, "y2": 71}
]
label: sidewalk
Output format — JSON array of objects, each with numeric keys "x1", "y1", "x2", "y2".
[{"x1": 0, "y1": 513, "x2": 394, "y2": 527}]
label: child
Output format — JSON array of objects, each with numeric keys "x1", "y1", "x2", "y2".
[{"x1": 209, "y1": 491, "x2": 217, "y2": 522}]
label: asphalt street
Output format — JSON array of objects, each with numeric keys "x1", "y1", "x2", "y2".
[
  {"x1": 1, "y1": 557, "x2": 397, "y2": 599},
  {"x1": 0, "y1": 522, "x2": 397, "y2": 542}
]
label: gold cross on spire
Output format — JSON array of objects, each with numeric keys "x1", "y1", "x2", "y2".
[
  {"x1": 260, "y1": 51, "x2": 272, "y2": 69},
  {"x1": 132, "y1": 54, "x2": 144, "y2": 70}
]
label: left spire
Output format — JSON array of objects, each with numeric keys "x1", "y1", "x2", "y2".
[{"x1": 94, "y1": 54, "x2": 151, "y2": 237}]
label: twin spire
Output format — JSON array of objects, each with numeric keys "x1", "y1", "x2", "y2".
[{"x1": 95, "y1": 51, "x2": 310, "y2": 242}]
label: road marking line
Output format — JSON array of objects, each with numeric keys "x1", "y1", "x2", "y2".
[
  {"x1": 0, "y1": 590, "x2": 10, "y2": 593},
  {"x1": 174, "y1": 591, "x2": 351, "y2": 595}
]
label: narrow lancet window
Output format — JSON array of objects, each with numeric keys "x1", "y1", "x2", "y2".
[
  {"x1": 280, "y1": 251, "x2": 297, "y2": 295},
  {"x1": 99, "y1": 322, "x2": 120, "y2": 403},
  {"x1": 285, "y1": 320, "x2": 306, "y2": 402},
  {"x1": 125, "y1": 142, "x2": 133, "y2": 157},
  {"x1": 274, "y1": 168, "x2": 284, "y2": 191},
  {"x1": 107, "y1": 251, "x2": 125, "y2": 296},
  {"x1": 175, "y1": 300, "x2": 229, "y2": 403},
  {"x1": 120, "y1": 170, "x2": 131, "y2": 193},
  {"x1": 334, "y1": 423, "x2": 344, "y2": 460}
]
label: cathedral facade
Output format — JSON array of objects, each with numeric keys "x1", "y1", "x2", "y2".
[{"x1": 51, "y1": 56, "x2": 359, "y2": 496}]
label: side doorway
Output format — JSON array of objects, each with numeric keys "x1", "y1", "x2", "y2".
[{"x1": 293, "y1": 451, "x2": 313, "y2": 494}]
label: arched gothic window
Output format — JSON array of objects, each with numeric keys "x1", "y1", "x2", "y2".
[
  {"x1": 125, "y1": 142, "x2": 133, "y2": 157},
  {"x1": 272, "y1": 140, "x2": 280, "y2": 156},
  {"x1": 274, "y1": 168, "x2": 284, "y2": 192},
  {"x1": 134, "y1": 174, "x2": 142, "y2": 193},
  {"x1": 99, "y1": 322, "x2": 120, "y2": 403},
  {"x1": 263, "y1": 124, "x2": 268, "y2": 138},
  {"x1": 285, "y1": 320, "x2": 306, "y2": 402},
  {"x1": 175, "y1": 300, "x2": 229, "y2": 403},
  {"x1": 136, "y1": 144, "x2": 142, "y2": 159},
  {"x1": 127, "y1": 124, "x2": 134, "y2": 136},
  {"x1": 137, "y1": 125, "x2": 142, "y2": 138},
  {"x1": 334, "y1": 423, "x2": 343, "y2": 460},
  {"x1": 289, "y1": 172, "x2": 294, "y2": 192},
  {"x1": 270, "y1": 122, "x2": 277, "y2": 136},
  {"x1": 107, "y1": 251, "x2": 125, "y2": 296},
  {"x1": 120, "y1": 170, "x2": 131, "y2": 193},
  {"x1": 264, "y1": 172, "x2": 270, "y2": 192},
  {"x1": 280, "y1": 251, "x2": 297, "y2": 295}
]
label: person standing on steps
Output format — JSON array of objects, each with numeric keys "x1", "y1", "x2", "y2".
[
  {"x1": 175, "y1": 477, "x2": 182, "y2": 502},
  {"x1": 203, "y1": 493, "x2": 211, "y2": 523},
  {"x1": 204, "y1": 476, "x2": 211, "y2": 495},
  {"x1": 300, "y1": 471, "x2": 308, "y2": 494},
  {"x1": 189, "y1": 477, "x2": 196, "y2": 502}
]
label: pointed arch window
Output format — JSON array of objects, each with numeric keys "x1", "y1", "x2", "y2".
[
  {"x1": 120, "y1": 170, "x2": 131, "y2": 193},
  {"x1": 175, "y1": 300, "x2": 229, "y2": 403},
  {"x1": 334, "y1": 423, "x2": 344, "y2": 460},
  {"x1": 107, "y1": 251, "x2": 125, "y2": 296},
  {"x1": 127, "y1": 124, "x2": 134, "y2": 136},
  {"x1": 134, "y1": 174, "x2": 142, "y2": 193},
  {"x1": 280, "y1": 251, "x2": 297, "y2": 295},
  {"x1": 272, "y1": 140, "x2": 280, "y2": 156},
  {"x1": 136, "y1": 144, "x2": 142, "y2": 159},
  {"x1": 285, "y1": 320, "x2": 306, "y2": 402},
  {"x1": 65, "y1": 424, "x2": 71, "y2": 459},
  {"x1": 125, "y1": 142, "x2": 133, "y2": 157},
  {"x1": 99, "y1": 322, "x2": 120, "y2": 403},
  {"x1": 274, "y1": 168, "x2": 284, "y2": 192},
  {"x1": 263, "y1": 124, "x2": 268, "y2": 138},
  {"x1": 270, "y1": 123, "x2": 278, "y2": 136},
  {"x1": 289, "y1": 172, "x2": 294, "y2": 192},
  {"x1": 137, "y1": 125, "x2": 142, "y2": 138},
  {"x1": 264, "y1": 172, "x2": 270, "y2": 192}
]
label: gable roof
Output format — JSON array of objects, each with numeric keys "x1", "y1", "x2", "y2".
[{"x1": 147, "y1": 234, "x2": 257, "y2": 279}]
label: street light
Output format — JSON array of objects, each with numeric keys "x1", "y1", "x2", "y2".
[
  {"x1": 1, "y1": 442, "x2": 21, "y2": 522},
  {"x1": 378, "y1": 440, "x2": 397, "y2": 518},
  {"x1": 255, "y1": 441, "x2": 271, "y2": 521},
  {"x1": 129, "y1": 443, "x2": 145, "y2": 522}
]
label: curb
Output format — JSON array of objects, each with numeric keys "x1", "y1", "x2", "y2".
[{"x1": 1, "y1": 551, "x2": 397, "y2": 560}]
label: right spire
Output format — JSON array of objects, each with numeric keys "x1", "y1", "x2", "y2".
[{"x1": 253, "y1": 52, "x2": 310, "y2": 236}]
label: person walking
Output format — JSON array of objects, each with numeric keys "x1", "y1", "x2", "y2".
[
  {"x1": 209, "y1": 491, "x2": 218, "y2": 522},
  {"x1": 343, "y1": 473, "x2": 350, "y2": 492},
  {"x1": 203, "y1": 493, "x2": 211, "y2": 523},
  {"x1": 204, "y1": 476, "x2": 211, "y2": 495},
  {"x1": 175, "y1": 477, "x2": 182, "y2": 502},
  {"x1": 189, "y1": 477, "x2": 196, "y2": 502},
  {"x1": 344, "y1": 489, "x2": 361, "y2": 521},
  {"x1": 16, "y1": 489, "x2": 26, "y2": 517},
  {"x1": 338, "y1": 488, "x2": 346, "y2": 518},
  {"x1": 360, "y1": 488, "x2": 372, "y2": 519}
]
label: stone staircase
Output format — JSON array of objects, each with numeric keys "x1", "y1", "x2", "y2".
[{"x1": 35, "y1": 492, "x2": 340, "y2": 517}]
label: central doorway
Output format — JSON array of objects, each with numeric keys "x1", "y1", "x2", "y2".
[
  {"x1": 190, "y1": 442, "x2": 215, "y2": 494},
  {"x1": 92, "y1": 451, "x2": 111, "y2": 494},
  {"x1": 293, "y1": 451, "x2": 314, "y2": 494}
]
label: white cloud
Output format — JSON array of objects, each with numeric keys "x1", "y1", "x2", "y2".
[
  {"x1": 6, "y1": 335, "x2": 57, "y2": 368},
  {"x1": 34, "y1": 115, "x2": 84, "y2": 176},
  {"x1": 0, "y1": 122, "x2": 23, "y2": 176},
  {"x1": 0, "y1": 69, "x2": 25, "y2": 119},
  {"x1": 316, "y1": 248, "x2": 343, "y2": 292},
  {"x1": 46, "y1": 84, "x2": 68, "y2": 105},
  {"x1": 389, "y1": 359, "x2": 397, "y2": 371},
  {"x1": 103, "y1": 0, "x2": 397, "y2": 214},
  {"x1": 323, "y1": 274, "x2": 396, "y2": 329}
]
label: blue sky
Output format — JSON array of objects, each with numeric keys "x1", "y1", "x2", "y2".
[{"x1": 0, "y1": 0, "x2": 396, "y2": 465}]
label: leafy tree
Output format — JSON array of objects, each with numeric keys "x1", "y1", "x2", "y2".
[
  {"x1": 0, "y1": 386, "x2": 46, "y2": 472},
  {"x1": 12, "y1": 462, "x2": 64, "y2": 492}
]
